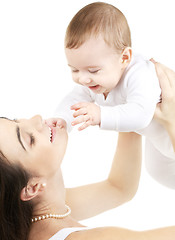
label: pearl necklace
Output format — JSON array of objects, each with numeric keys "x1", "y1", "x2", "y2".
[{"x1": 31, "y1": 205, "x2": 71, "y2": 223}]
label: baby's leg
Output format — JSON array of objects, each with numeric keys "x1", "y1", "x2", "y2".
[{"x1": 145, "y1": 139, "x2": 175, "y2": 189}]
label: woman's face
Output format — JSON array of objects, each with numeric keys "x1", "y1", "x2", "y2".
[{"x1": 0, "y1": 115, "x2": 68, "y2": 176}]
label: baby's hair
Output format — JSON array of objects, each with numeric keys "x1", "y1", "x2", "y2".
[{"x1": 65, "y1": 2, "x2": 131, "y2": 53}]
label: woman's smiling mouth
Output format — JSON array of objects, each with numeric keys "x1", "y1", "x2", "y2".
[{"x1": 48, "y1": 127, "x2": 53, "y2": 143}]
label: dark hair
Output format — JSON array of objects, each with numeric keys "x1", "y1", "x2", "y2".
[{"x1": 0, "y1": 156, "x2": 33, "y2": 240}]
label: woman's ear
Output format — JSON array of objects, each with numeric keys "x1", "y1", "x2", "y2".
[
  {"x1": 121, "y1": 47, "x2": 132, "y2": 65},
  {"x1": 20, "y1": 178, "x2": 46, "y2": 202}
]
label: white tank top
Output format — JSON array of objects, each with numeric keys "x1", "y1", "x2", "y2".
[{"x1": 49, "y1": 227, "x2": 94, "y2": 240}]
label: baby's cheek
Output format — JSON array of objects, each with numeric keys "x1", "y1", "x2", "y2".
[{"x1": 72, "y1": 75, "x2": 78, "y2": 83}]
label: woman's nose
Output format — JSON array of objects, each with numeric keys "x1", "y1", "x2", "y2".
[{"x1": 30, "y1": 115, "x2": 43, "y2": 130}]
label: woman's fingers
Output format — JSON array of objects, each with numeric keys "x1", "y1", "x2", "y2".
[
  {"x1": 161, "y1": 64, "x2": 175, "y2": 88},
  {"x1": 155, "y1": 63, "x2": 171, "y2": 93},
  {"x1": 152, "y1": 59, "x2": 175, "y2": 128}
]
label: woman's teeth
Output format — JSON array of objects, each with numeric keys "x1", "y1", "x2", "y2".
[{"x1": 49, "y1": 127, "x2": 52, "y2": 142}]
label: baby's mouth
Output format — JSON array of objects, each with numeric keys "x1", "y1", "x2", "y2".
[{"x1": 88, "y1": 85, "x2": 100, "y2": 90}]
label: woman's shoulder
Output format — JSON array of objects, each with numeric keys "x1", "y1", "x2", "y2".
[
  {"x1": 66, "y1": 227, "x2": 105, "y2": 240},
  {"x1": 66, "y1": 226, "x2": 138, "y2": 240}
]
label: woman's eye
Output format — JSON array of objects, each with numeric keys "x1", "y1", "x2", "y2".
[
  {"x1": 71, "y1": 69, "x2": 79, "y2": 73},
  {"x1": 30, "y1": 134, "x2": 35, "y2": 146},
  {"x1": 13, "y1": 118, "x2": 19, "y2": 123}
]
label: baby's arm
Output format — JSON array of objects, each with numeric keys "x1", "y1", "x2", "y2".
[
  {"x1": 71, "y1": 62, "x2": 161, "y2": 132},
  {"x1": 71, "y1": 102, "x2": 101, "y2": 130},
  {"x1": 54, "y1": 85, "x2": 94, "y2": 131},
  {"x1": 101, "y1": 63, "x2": 161, "y2": 132}
]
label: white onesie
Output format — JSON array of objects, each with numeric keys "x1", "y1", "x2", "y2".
[{"x1": 56, "y1": 53, "x2": 175, "y2": 189}]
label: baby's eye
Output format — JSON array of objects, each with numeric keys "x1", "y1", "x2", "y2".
[{"x1": 89, "y1": 69, "x2": 100, "y2": 74}]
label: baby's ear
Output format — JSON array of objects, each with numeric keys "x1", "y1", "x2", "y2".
[
  {"x1": 121, "y1": 47, "x2": 132, "y2": 64},
  {"x1": 20, "y1": 178, "x2": 46, "y2": 202}
]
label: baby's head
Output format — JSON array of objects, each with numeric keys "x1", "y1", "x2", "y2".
[
  {"x1": 65, "y1": 2, "x2": 132, "y2": 95},
  {"x1": 65, "y1": 1, "x2": 131, "y2": 52}
]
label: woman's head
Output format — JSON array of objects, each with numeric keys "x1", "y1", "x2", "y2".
[
  {"x1": 0, "y1": 115, "x2": 68, "y2": 239},
  {"x1": 65, "y1": 2, "x2": 131, "y2": 53},
  {"x1": 0, "y1": 115, "x2": 68, "y2": 176}
]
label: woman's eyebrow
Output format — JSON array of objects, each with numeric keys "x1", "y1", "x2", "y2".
[
  {"x1": 0, "y1": 117, "x2": 26, "y2": 150},
  {"x1": 0, "y1": 117, "x2": 17, "y2": 122},
  {"x1": 16, "y1": 126, "x2": 26, "y2": 151},
  {"x1": 0, "y1": 117, "x2": 12, "y2": 121}
]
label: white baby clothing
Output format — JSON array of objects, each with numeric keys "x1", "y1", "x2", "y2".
[
  {"x1": 49, "y1": 227, "x2": 93, "y2": 240},
  {"x1": 56, "y1": 53, "x2": 161, "y2": 132},
  {"x1": 145, "y1": 139, "x2": 175, "y2": 189},
  {"x1": 55, "y1": 53, "x2": 175, "y2": 189}
]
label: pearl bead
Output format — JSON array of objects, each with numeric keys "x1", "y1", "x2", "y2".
[{"x1": 31, "y1": 205, "x2": 71, "y2": 223}]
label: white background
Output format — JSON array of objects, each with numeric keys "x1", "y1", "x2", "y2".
[{"x1": 0, "y1": 0, "x2": 175, "y2": 231}]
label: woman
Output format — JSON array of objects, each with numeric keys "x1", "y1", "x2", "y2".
[
  {"x1": 0, "y1": 116, "x2": 142, "y2": 239},
  {"x1": 0, "y1": 62, "x2": 175, "y2": 240}
]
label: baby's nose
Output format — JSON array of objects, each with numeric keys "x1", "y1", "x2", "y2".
[{"x1": 79, "y1": 76, "x2": 91, "y2": 85}]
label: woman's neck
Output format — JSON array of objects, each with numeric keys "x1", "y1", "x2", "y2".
[
  {"x1": 29, "y1": 169, "x2": 83, "y2": 240},
  {"x1": 33, "y1": 169, "x2": 66, "y2": 216}
]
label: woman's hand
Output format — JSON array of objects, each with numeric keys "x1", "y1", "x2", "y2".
[
  {"x1": 151, "y1": 59, "x2": 175, "y2": 150},
  {"x1": 151, "y1": 59, "x2": 175, "y2": 130}
]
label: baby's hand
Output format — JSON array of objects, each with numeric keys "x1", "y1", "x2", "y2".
[
  {"x1": 45, "y1": 118, "x2": 67, "y2": 129},
  {"x1": 71, "y1": 102, "x2": 101, "y2": 131}
]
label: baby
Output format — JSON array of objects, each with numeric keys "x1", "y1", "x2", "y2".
[
  {"x1": 48, "y1": 2, "x2": 175, "y2": 188},
  {"x1": 50, "y1": 2, "x2": 160, "y2": 132}
]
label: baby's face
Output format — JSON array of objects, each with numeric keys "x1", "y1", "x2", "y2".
[{"x1": 65, "y1": 35, "x2": 125, "y2": 97}]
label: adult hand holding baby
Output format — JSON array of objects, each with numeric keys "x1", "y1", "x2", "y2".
[
  {"x1": 151, "y1": 59, "x2": 175, "y2": 129},
  {"x1": 151, "y1": 58, "x2": 175, "y2": 151}
]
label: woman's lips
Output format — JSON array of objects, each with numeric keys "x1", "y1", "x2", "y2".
[
  {"x1": 46, "y1": 121, "x2": 66, "y2": 143},
  {"x1": 48, "y1": 126, "x2": 56, "y2": 143},
  {"x1": 51, "y1": 127, "x2": 56, "y2": 143}
]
